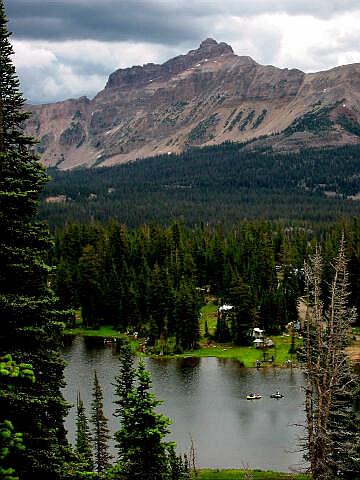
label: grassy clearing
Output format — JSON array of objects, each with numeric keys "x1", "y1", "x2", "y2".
[
  {"x1": 180, "y1": 302, "x2": 302, "y2": 367},
  {"x1": 177, "y1": 334, "x2": 299, "y2": 368},
  {"x1": 64, "y1": 325, "x2": 123, "y2": 338},
  {"x1": 64, "y1": 325, "x2": 140, "y2": 352},
  {"x1": 197, "y1": 469, "x2": 310, "y2": 479},
  {"x1": 200, "y1": 301, "x2": 218, "y2": 336},
  {"x1": 65, "y1": 309, "x2": 124, "y2": 338}
]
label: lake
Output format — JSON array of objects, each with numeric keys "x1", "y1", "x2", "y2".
[{"x1": 62, "y1": 336, "x2": 306, "y2": 472}]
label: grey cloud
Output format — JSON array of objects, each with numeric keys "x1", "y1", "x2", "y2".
[
  {"x1": 306, "y1": 49, "x2": 339, "y2": 71},
  {"x1": 17, "y1": 61, "x2": 106, "y2": 104},
  {"x1": 6, "y1": 0, "x2": 207, "y2": 43},
  {"x1": 56, "y1": 55, "x2": 112, "y2": 77},
  {"x1": 312, "y1": 30, "x2": 360, "y2": 60},
  {"x1": 6, "y1": 0, "x2": 360, "y2": 43},
  {"x1": 7, "y1": 0, "x2": 360, "y2": 104},
  {"x1": 222, "y1": 0, "x2": 360, "y2": 19},
  {"x1": 337, "y1": 30, "x2": 360, "y2": 50}
]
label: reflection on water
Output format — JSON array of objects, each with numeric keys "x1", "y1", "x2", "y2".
[{"x1": 62, "y1": 336, "x2": 306, "y2": 472}]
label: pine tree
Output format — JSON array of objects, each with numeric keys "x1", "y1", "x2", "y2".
[
  {"x1": 0, "y1": 2, "x2": 69, "y2": 479},
  {"x1": 149, "y1": 264, "x2": 172, "y2": 338},
  {"x1": 78, "y1": 244, "x2": 104, "y2": 327},
  {"x1": 113, "y1": 341, "x2": 136, "y2": 467},
  {"x1": 0, "y1": 355, "x2": 34, "y2": 480},
  {"x1": 75, "y1": 394, "x2": 94, "y2": 472},
  {"x1": 167, "y1": 444, "x2": 189, "y2": 480},
  {"x1": 303, "y1": 240, "x2": 358, "y2": 479},
  {"x1": 227, "y1": 276, "x2": 257, "y2": 345},
  {"x1": 113, "y1": 342, "x2": 135, "y2": 420},
  {"x1": 90, "y1": 371, "x2": 111, "y2": 474},
  {"x1": 0, "y1": 3, "x2": 31, "y2": 151},
  {"x1": 113, "y1": 359, "x2": 173, "y2": 480},
  {"x1": 174, "y1": 281, "x2": 200, "y2": 351},
  {"x1": 55, "y1": 260, "x2": 78, "y2": 310}
]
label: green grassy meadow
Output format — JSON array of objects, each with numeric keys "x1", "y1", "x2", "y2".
[
  {"x1": 200, "y1": 301, "x2": 218, "y2": 335},
  {"x1": 176, "y1": 335, "x2": 299, "y2": 368},
  {"x1": 197, "y1": 469, "x2": 310, "y2": 479},
  {"x1": 65, "y1": 325, "x2": 123, "y2": 337},
  {"x1": 182, "y1": 302, "x2": 301, "y2": 367}
]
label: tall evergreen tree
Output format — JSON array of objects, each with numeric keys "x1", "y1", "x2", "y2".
[
  {"x1": 113, "y1": 359, "x2": 173, "y2": 480},
  {"x1": 90, "y1": 371, "x2": 111, "y2": 474},
  {"x1": 0, "y1": 2, "x2": 69, "y2": 479},
  {"x1": 226, "y1": 276, "x2": 257, "y2": 345},
  {"x1": 113, "y1": 341, "x2": 136, "y2": 467},
  {"x1": 78, "y1": 244, "x2": 104, "y2": 327},
  {"x1": 149, "y1": 264, "x2": 173, "y2": 338},
  {"x1": 167, "y1": 444, "x2": 189, "y2": 480},
  {"x1": 75, "y1": 394, "x2": 94, "y2": 472},
  {"x1": 174, "y1": 281, "x2": 200, "y2": 351},
  {"x1": 113, "y1": 342, "x2": 135, "y2": 422}
]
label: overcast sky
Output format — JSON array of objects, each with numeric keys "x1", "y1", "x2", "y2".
[{"x1": 5, "y1": 0, "x2": 360, "y2": 104}]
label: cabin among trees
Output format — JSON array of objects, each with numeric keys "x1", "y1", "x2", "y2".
[{"x1": 52, "y1": 219, "x2": 360, "y2": 351}]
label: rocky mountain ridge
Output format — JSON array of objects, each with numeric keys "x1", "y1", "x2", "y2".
[{"x1": 26, "y1": 38, "x2": 360, "y2": 169}]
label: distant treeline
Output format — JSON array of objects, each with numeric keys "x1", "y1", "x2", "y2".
[
  {"x1": 40, "y1": 142, "x2": 360, "y2": 228},
  {"x1": 53, "y1": 219, "x2": 360, "y2": 353}
]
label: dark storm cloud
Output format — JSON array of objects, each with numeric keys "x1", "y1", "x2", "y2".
[
  {"x1": 6, "y1": 0, "x2": 360, "y2": 43},
  {"x1": 6, "y1": 0, "x2": 207, "y2": 43},
  {"x1": 7, "y1": 0, "x2": 360, "y2": 104},
  {"x1": 56, "y1": 54, "x2": 113, "y2": 77}
]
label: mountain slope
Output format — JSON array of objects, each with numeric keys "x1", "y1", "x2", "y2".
[{"x1": 26, "y1": 38, "x2": 360, "y2": 169}]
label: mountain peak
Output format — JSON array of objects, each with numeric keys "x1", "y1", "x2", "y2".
[
  {"x1": 106, "y1": 38, "x2": 234, "y2": 90},
  {"x1": 27, "y1": 40, "x2": 360, "y2": 170},
  {"x1": 196, "y1": 37, "x2": 234, "y2": 55},
  {"x1": 200, "y1": 38, "x2": 218, "y2": 48}
]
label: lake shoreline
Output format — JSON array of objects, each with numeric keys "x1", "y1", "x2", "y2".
[
  {"x1": 197, "y1": 469, "x2": 309, "y2": 479},
  {"x1": 63, "y1": 337, "x2": 306, "y2": 471},
  {"x1": 64, "y1": 328, "x2": 300, "y2": 368}
]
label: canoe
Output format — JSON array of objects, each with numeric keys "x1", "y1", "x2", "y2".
[{"x1": 246, "y1": 394, "x2": 261, "y2": 400}]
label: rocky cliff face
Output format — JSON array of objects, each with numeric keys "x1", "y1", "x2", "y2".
[{"x1": 26, "y1": 38, "x2": 360, "y2": 169}]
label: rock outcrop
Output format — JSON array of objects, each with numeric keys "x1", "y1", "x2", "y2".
[{"x1": 25, "y1": 39, "x2": 360, "y2": 169}]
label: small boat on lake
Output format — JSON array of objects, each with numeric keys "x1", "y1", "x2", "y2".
[
  {"x1": 270, "y1": 392, "x2": 284, "y2": 399},
  {"x1": 246, "y1": 393, "x2": 262, "y2": 400}
]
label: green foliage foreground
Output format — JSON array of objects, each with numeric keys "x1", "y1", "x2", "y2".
[
  {"x1": 0, "y1": 2, "x2": 70, "y2": 479},
  {"x1": 197, "y1": 469, "x2": 310, "y2": 479}
]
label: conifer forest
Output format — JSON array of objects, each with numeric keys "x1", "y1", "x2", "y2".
[{"x1": 0, "y1": 2, "x2": 359, "y2": 480}]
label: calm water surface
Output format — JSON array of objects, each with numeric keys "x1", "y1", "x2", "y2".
[{"x1": 63, "y1": 336, "x2": 306, "y2": 472}]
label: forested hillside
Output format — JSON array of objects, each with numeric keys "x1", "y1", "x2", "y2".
[
  {"x1": 41, "y1": 142, "x2": 360, "y2": 228},
  {"x1": 53, "y1": 219, "x2": 360, "y2": 356}
]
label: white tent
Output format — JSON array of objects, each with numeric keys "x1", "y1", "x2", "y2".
[
  {"x1": 218, "y1": 304, "x2": 234, "y2": 312},
  {"x1": 253, "y1": 327, "x2": 264, "y2": 333}
]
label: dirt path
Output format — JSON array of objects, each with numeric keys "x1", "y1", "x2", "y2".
[{"x1": 346, "y1": 335, "x2": 360, "y2": 364}]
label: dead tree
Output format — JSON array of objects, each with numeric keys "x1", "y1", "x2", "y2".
[{"x1": 303, "y1": 239, "x2": 357, "y2": 480}]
